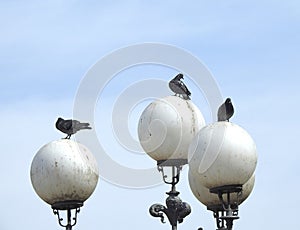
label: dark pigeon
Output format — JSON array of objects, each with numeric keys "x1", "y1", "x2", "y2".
[
  {"x1": 169, "y1": 73, "x2": 191, "y2": 100},
  {"x1": 55, "y1": 117, "x2": 92, "y2": 139},
  {"x1": 217, "y1": 98, "x2": 234, "y2": 121}
]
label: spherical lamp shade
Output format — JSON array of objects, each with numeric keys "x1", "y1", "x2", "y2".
[
  {"x1": 188, "y1": 122, "x2": 257, "y2": 189},
  {"x1": 188, "y1": 169, "x2": 255, "y2": 208},
  {"x1": 138, "y1": 96, "x2": 205, "y2": 161},
  {"x1": 30, "y1": 139, "x2": 99, "y2": 206}
]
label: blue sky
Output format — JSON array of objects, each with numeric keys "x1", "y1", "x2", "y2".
[{"x1": 1, "y1": 0, "x2": 300, "y2": 229}]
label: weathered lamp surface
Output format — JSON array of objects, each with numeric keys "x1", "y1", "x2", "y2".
[
  {"x1": 138, "y1": 95, "x2": 205, "y2": 161},
  {"x1": 188, "y1": 169, "x2": 255, "y2": 207},
  {"x1": 30, "y1": 139, "x2": 99, "y2": 206},
  {"x1": 188, "y1": 122, "x2": 257, "y2": 189}
]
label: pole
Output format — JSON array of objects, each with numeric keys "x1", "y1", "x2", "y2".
[
  {"x1": 171, "y1": 166, "x2": 176, "y2": 193},
  {"x1": 66, "y1": 209, "x2": 72, "y2": 230}
]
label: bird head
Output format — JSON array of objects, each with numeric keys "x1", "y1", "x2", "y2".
[
  {"x1": 174, "y1": 73, "x2": 184, "y2": 80},
  {"x1": 56, "y1": 117, "x2": 64, "y2": 124},
  {"x1": 225, "y1": 98, "x2": 232, "y2": 104},
  {"x1": 55, "y1": 117, "x2": 63, "y2": 129}
]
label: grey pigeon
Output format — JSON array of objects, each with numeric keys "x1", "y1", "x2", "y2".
[
  {"x1": 55, "y1": 117, "x2": 92, "y2": 139},
  {"x1": 169, "y1": 73, "x2": 191, "y2": 100},
  {"x1": 217, "y1": 98, "x2": 234, "y2": 121}
]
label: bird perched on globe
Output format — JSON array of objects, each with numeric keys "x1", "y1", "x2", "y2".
[
  {"x1": 55, "y1": 117, "x2": 92, "y2": 139},
  {"x1": 169, "y1": 73, "x2": 191, "y2": 100},
  {"x1": 217, "y1": 98, "x2": 234, "y2": 121}
]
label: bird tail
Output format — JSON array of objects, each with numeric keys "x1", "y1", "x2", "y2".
[
  {"x1": 183, "y1": 94, "x2": 191, "y2": 100},
  {"x1": 78, "y1": 123, "x2": 92, "y2": 129},
  {"x1": 80, "y1": 126, "x2": 92, "y2": 130}
]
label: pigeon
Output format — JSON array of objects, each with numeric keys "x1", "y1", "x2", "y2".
[
  {"x1": 169, "y1": 73, "x2": 191, "y2": 100},
  {"x1": 217, "y1": 98, "x2": 234, "y2": 121},
  {"x1": 55, "y1": 117, "x2": 92, "y2": 139}
]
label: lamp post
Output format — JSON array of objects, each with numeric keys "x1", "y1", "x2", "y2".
[
  {"x1": 30, "y1": 139, "x2": 99, "y2": 230},
  {"x1": 138, "y1": 95, "x2": 206, "y2": 230},
  {"x1": 188, "y1": 122, "x2": 257, "y2": 229}
]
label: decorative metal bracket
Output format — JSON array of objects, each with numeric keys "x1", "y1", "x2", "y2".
[
  {"x1": 208, "y1": 185, "x2": 242, "y2": 230},
  {"x1": 52, "y1": 200, "x2": 83, "y2": 230},
  {"x1": 149, "y1": 159, "x2": 191, "y2": 230},
  {"x1": 157, "y1": 159, "x2": 187, "y2": 186},
  {"x1": 149, "y1": 193, "x2": 191, "y2": 228}
]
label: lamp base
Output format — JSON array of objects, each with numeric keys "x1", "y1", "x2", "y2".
[
  {"x1": 157, "y1": 159, "x2": 188, "y2": 167},
  {"x1": 209, "y1": 184, "x2": 242, "y2": 194},
  {"x1": 52, "y1": 201, "x2": 83, "y2": 230},
  {"x1": 208, "y1": 185, "x2": 242, "y2": 230},
  {"x1": 51, "y1": 200, "x2": 83, "y2": 210}
]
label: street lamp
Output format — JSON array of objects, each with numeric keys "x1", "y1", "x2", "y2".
[
  {"x1": 138, "y1": 95, "x2": 206, "y2": 230},
  {"x1": 188, "y1": 122, "x2": 257, "y2": 229},
  {"x1": 30, "y1": 139, "x2": 99, "y2": 230}
]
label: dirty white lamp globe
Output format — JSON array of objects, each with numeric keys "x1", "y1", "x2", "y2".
[
  {"x1": 188, "y1": 122, "x2": 257, "y2": 189},
  {"x1": 30, "y1": 139, "x2": 99, "y2": 207},
  {"x1": 138, "y1": 96, "x2": 205, "y2": 161}
]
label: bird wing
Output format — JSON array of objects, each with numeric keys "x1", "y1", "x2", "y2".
[
  {"x1": 180, "y1": 81, "x2": 191, "y2": 96},
  {"x1": 217, "y1": 103, "x2": 226, "y2": 121},
  {"x1": 225, "y1": 102, "x2": 234, "y2": 119},
  {"x1": 61, "y1": 120, "x2": 73, "y2": 130},
  {"x1": 169, "y1": 80, "x2": 183, "y2": 94}
]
